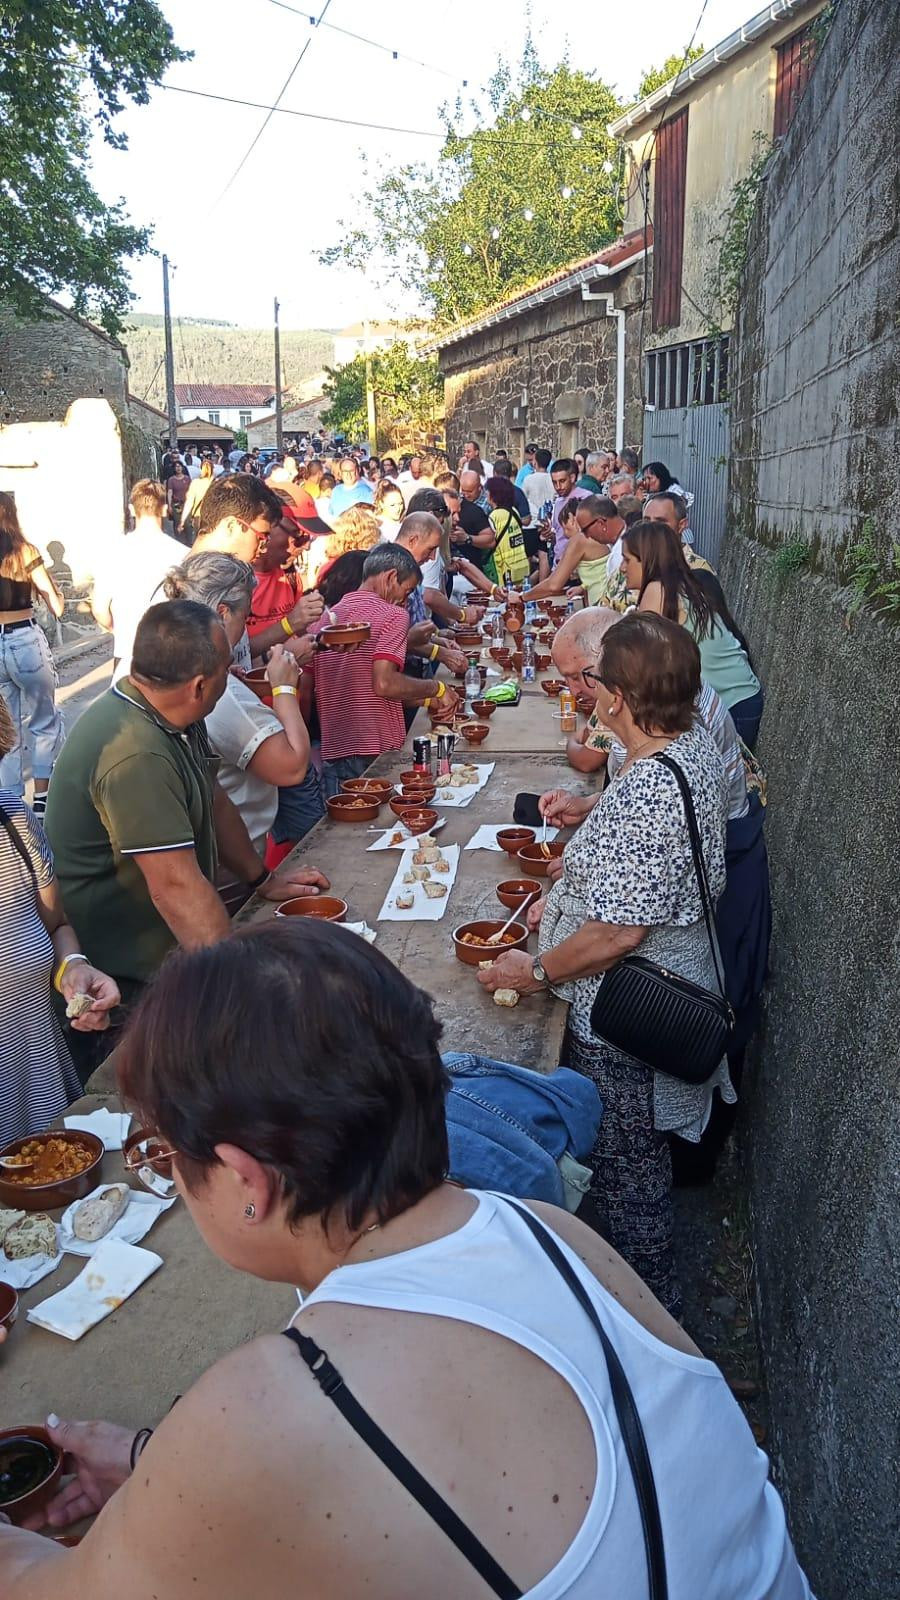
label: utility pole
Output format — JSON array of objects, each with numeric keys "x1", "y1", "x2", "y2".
[
  {"x1": 363, "y1": 313, "x2": 377, "y2": 454},
  {"x1": 274, "y1": 296, "x2": 283, "y2": 451},
  {"x1": 162, "y1": 254, "x2": 178, "y2": 455}
]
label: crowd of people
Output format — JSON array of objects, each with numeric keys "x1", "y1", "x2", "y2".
[{"x1": 0, "y1": 431, "x2": 808, "y2": 1599}]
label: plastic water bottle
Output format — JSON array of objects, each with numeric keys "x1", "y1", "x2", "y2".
[
  {"x1": 523, "y1": 574, "x2": 536, "y2": 625},
  {"x1": 565, "y1": 594, "x2": 575, "y2": 618},
  {"x1": 491, "y1": 610, "x2": 504, "y2": 643},
  {"x1": 522, "y1": 631, "x2": 536, "y2": 683},
  {"x1": 464, "y1": 656, "x2": 481, "y2": 710}
]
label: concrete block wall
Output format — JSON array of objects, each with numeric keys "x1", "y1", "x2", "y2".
[{"x1": 722, "y1": 2, "x2": 900, "y2": 1594}]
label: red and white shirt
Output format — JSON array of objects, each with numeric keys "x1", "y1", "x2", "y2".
[{"x1": 312, "y1": 589, "x2": 409, "y2": 761}]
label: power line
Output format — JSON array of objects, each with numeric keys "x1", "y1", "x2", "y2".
[
  {"x1": 214, "y1": 0, "x2": 334, "y2": 203},
  {"x1": 160, "y1": 81, "x2": 444, "y2": 139},
  {"x1": 264, "y1": 0, "x2": 467, "y2": 83}
]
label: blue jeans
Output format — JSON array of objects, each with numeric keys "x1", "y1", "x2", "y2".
[
  {"x1": 729, "y1": 687, "x2": 764, "y2": 750},
  {"x1": 0, "y1": 622, "x2": 65, "y2": 793},
  {"x1": 321, "y1": 754, "x2": 375, "y2": 800},
  {"x1": 271, "y1": 764, "x2": 326, "y2": 843}
]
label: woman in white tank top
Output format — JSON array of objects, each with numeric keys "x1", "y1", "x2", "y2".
[{"x1": 1, "y1": 925, "x2": 814, "y2": 1600}]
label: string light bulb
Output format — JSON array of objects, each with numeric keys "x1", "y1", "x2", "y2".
[
  {"x1": 602, "y1": 159, "x2": 614, "y2": 174},
  {"x1": 520, "y1": 107, "x2": 532, "y2": 121},
  {"x1": 490, "y1": 226, "x2": 500, "y2": 240},
  {"x1": 561, "y1": 185, "x2": 573, "y2": 199},
  {"x1": 571, "y1": 125, "x2": 582, "y2": 140},
  {"x1": 523, "y1": 208, "x2": 534, "y2": 221},
  {"x1": 462, "y1": 242, "x2": 472, "y2": 255}
]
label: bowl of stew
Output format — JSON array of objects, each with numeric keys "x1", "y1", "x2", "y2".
[
  {"x1": 0, "y1": 1426, "x2": 63, "y2": 1526},
  {"x1": 0, "y1": 1132, "x2": 104, "y2": 1211},
  {"x1": 452, "y1": 920, "x2": 529, "y2": 966}
]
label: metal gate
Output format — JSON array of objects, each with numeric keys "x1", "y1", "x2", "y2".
[{"x1": 642, "y1": 401, "x2": 729, "y2": 567}]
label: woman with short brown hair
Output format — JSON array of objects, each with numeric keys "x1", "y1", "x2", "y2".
[{"x1": 479, "y1": 613, "x2": 732, "y2": 1316}]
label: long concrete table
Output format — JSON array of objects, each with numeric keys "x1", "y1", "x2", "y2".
[
  {"x1": 1, "y1": 739, "x2": 584, "y2": 1432},
  {"x1": 406, "y1": 673, "x2": 573, "y2": 756}
]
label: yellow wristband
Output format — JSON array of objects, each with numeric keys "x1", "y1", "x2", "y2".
[
  {"x1": 53, "y1": 952, "x2": 88, "y2": 995},
  {"x1": 272, "y1": 685, "x2": 298, "y2": 699},
  {"x1": 429, "y1": 643, "x2": 440, "y2": 661},
  {"x1": 456, "y1": 607, "x2": 465, "y2": 622},
  {"x1": 280, "y1": 615, "x2": 295, "y2": 637},
  {"x1": 434, "y1": 680, "x2": 446, "y2": 700}
]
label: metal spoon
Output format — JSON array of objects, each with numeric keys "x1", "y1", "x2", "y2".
[
  {"x1": 487, "y1": 888, "x2": 540, "y2": 946},
  {"x1": 540, "y1": 815, "x2": 551, "y2": 858},
  {"x1": 0, "y1": 1155, "x2": 34, "y2": 1171}
]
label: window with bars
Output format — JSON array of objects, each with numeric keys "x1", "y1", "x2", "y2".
[
  {"x1": 645, "y1": 337, "x2": 730, "y2": 410},
  {"x1": 774, "y1": 24, "x2": 816, "y2": 138}
]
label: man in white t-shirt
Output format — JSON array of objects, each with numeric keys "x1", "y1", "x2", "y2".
[
  {"x1": 90, "y1": 479, "x2": 188, "y2": 678},
  {"x1": 523, "y1": 447, "x2": 554, "y2": 524}
]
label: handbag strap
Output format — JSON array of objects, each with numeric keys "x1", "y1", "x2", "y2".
[
  {"x1": 654, "y1": 753, "x2": 728, "y2": 1004},
  {"x1": 0, "y1": 799, "x2": 37, "y2": 889},
  {"x1": 503, "y1": 1199, "x2": 668, "y2": 1600}
]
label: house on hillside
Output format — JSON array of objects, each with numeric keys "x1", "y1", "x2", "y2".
[
  {"x1": 428, "y1": 0, "x2": 824, "y2": 563},
  {"x1": 426, "y1": 229, "x2": 650, "y2": 484},
  {"x1": 607, "y1": 0, "x2": 824, "y2": 557},
  {"x1": 174, "y1": 383, "x2": 274, "y2": 432},
  {"x1": 246, "y1": 394, "x2": 327, "y2": 449},
  {"x1": 332, "y1": 322, "x2": 416, "y2": 368}
]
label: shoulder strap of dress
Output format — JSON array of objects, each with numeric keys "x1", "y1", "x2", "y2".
[
  {"x1": 0, "y1": 799, "x2": 37, "y2": 888},
  {"x1": 281, "y1": 1326, "x2": 522, "y2": 1600}
]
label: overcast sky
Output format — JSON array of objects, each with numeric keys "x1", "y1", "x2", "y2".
[{"x1": 89, "y1": 0, "x2": 759, "y2": 329}]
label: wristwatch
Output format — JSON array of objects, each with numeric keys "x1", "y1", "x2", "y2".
[{"x1": 531, "y1": 959, "x2": 549, "y2": 988}]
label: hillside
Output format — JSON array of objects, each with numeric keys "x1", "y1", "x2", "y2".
[{"x1": 123, "y1": 317, "x2": 335, "y2": 409}]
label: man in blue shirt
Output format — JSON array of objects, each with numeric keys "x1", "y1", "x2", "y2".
[
  {"x1": 327, "y1": 458, "x2": 375, "y2": 517},
  {"x1": 515, "y1": 443, "x2": 539, "y2": 487}
]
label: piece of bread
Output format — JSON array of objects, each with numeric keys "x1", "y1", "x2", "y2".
[
  {"x1": 493, "y1": 989, "x2": 520, "y2": 1007},
  {"x1": 65, "y1": 992, "x2": 94, "y2": 1020},
  {"x1": 0, "y1": 1207, "x2": 26, "y2": 1249},
  {"x1": 3, "y1": 1212, "x2": 57, "y2": 1261},
  {"x1": 423, "y1": 881, "x2": 447, "y2": 899},
  {"x1": 72, "y1": 1185, "x2": 129, "y2": 1243},
  {"x1": 395, "y1": 891, "x2": 415, "y2": 910}
]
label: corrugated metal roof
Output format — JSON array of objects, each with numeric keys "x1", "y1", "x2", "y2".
[
  {"x1": 174, "y1": 384, "x2": 274, "y2": 406},
  {"x1": 423, "y1": 228, "x2": 651, "y2": 352}
]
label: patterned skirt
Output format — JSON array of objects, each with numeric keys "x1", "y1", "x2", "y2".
[{"x1": 567, "y1": 1032, "x2": 681, "y2": 1320}]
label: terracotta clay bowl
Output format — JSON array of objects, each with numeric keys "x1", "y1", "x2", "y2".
[
  {"x1": 496, "y1": 827, "x2": 535, "y2": 856},
  {"x1": 514, "y1": 841, "x2": 565, "y2": 877},
  {"x1": 325, "y1": 795, "x2": 381, "y2": 823},
  {"x1": 534, "y1": 652, "x2": 551, "y2": 670},
  {"x1": 275, "y1": 896, "x2": 348, "y2": 922},
  {"x1": 398, "y1": 770, "x2": 437, "y2": 789},
  {"x1": 454, "y1": 629, "x2": 482, "y2": 649},
  {"x1": 0, "y1": 1281, "x2": 18, "y2": 1334},
  {"x1": 496, "y1": 878, "x2": 542, "y2": 911},
  {"x1": 458, "y1": 722, "x2": 490, "y2": 745},
  {"x1": 469, "y1": 700, "x2": 496, "y2": 718},
  {"x1": 541, "y1": 678, "x2": 565, "y2": 696},
  {"x1": 242, "y1": 668, "x2": 273, "y2": 706},
  {"x1": 0, "y1": 1426, "x2": 63, "y2": 1527},
  {"x1": 317, "y1": 622, "x2": 371, "y2": 649},
  {"x1": 510, "y1": 652, "x2": 523, "y2": 672},
  {"x1": 392, "y1": 807, "x2": 438, "y2": 835},
  {"x1": 340, "y1": 778, "x2": 393, "y2": 802},
  {"x1": 394, "y1": 783, "x2": 437, "y2": 806},
  {"x1": 452, "y1": 919, "x2": 529, "y2": 966},
  {"x1": 0, "y1": 1131, "x2": 104, "y2": 1212},
  {"x1": 489, "y1": 646, "x2": 512, "y2": 664}
]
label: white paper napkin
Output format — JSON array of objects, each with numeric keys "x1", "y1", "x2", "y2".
[
  {"x1": 366, "y1": 817, "x2": 446, "y2": 851},
  {"x1": 464, "y1": 823, "x2": 559, "y2": 851},
  {"x1": 0, "y1": 1230, "x2": 63, "y2": 1290},
  {"x1": 63, "y1": 1109, "x2": 132, "y2": 1150},
  {"x1": 58, "y1": 1182, "x2": 175, "y2": 1258},
  {"x1": 433, "y1": 763, "x2": 495, "y2": 809},
  {"x1": 377, "y1": 845, "x2": 460, "y2": 922},
  {"x1": 27, "y1": 1239, "x2": 162, "y2": 1340},
  {"x1": 340, "y1": 921, "x2": 377, "y2": 945}
]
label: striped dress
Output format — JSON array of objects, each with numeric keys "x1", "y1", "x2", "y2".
[{"x1": 0, "y1": 791, "x2": 80, "y2": 1145}]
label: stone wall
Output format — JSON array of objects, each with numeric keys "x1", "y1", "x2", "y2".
[
  {"x1": 0, "y1": 302, "x2": 130, "y2": 428},
  {"x1": 439, "y1": 267, "x2": 645, "y2": 463},
  {"x1": 721, "y1": 2, "x2": 900, "y2": 1595}
]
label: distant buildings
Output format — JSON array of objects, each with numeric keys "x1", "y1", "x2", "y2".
[
  {"x1": 174, "y1": 383, "x2": 275, "y2": 432},
  {"x1": 332, "y1": 322, "x2": 416, "y2": 368}
]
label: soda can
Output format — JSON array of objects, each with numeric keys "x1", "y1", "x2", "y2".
[
  {"x1": 436, "y1": 732, "x2": 455, "y2": 775},
  {"x1": 412, "y1": 736, "x2": 433, "y2": 776}
]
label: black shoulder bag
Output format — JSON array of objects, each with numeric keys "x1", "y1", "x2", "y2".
[{"x1": 589, "y1": 752, "x2": 733, "y2": 1085}]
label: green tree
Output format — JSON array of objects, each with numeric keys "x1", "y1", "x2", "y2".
[
  {"x1": 321, "y1": 346, "x2": 442, "y2": 446},
  {"x1": 636, "y1": 45, "x2": 705, "y2": 100},
  {"x1": 0, "y1": 2, "x2": 187, "y2": 334},
  {"x1": 323, "y1": 59, "x2": 623, "y2": 326}
]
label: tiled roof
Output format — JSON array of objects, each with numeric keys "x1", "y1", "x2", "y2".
[
  {"x1": 424, "y1": 228, "x2": 652, "y2": 351},
  {"x1": 174, "y1": 384, "x2": 274, "y2": 406}
]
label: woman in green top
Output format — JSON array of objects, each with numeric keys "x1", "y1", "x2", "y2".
[{"x1": 622, "y1": 519, "x2": 764, "y2": 747}]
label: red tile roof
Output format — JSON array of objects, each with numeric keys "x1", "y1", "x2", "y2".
[{"x1": 174, "y1": 384, "x2": 274, "y2": 407}]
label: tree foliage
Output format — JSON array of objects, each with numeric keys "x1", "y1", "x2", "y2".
[
  {"x1": 123, "y1": 319, "x2": 334, "y2": 409},
  {"x1": 0, "y1": 2, "x2": 187, "y2": 334},
  {"x1": 321, "y1": 345, "x2": 442, "y2": 447},
  {"x1": 322, "y1": 58, "x2": 625, "y2": 326},
  {"x1": 636, "y1": 45, "x2": 705, "y2": 101}
]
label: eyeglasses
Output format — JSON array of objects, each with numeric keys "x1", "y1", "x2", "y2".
[
  {"x1": 580, "y1": 667, "x2": 606, "y2": 690},
  {"x1": 579, "y1": 517, "x2": 607, "y2": 536},
  {"x1": 123, "y1": 1128, "x2": 178, "y2": 1197}
]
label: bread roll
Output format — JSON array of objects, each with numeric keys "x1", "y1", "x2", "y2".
[
  {"x1": 72, "y1": 1185, "x2": 129, "y2": 1243},
  {"x1": 0, "y1": 1207, "x2": 25, "y2": 1249},
  {"x1": 493, "y1": 989, "x2": 520, "y2": 1007},
  {"x1": 3, "y1": 1213, "x2": 57, "y2": 1260}
]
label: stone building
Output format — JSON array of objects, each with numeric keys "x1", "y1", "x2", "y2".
[
  {"x1": 427, "y1": 229, "x2": 649, "y2": 471},
  {"x1": 0, "y1": 299, "x2": 130, "y2": 427},
  {"x1": 246, "y1": 395, "x2": 327, "y2": 448}
]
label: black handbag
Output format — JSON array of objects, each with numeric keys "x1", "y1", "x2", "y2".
[{"x1": 589, "y1": 752, "x2": 733, "y2": 1085}]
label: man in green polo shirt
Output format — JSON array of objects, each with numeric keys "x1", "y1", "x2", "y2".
[{"x1": 45, "y1": 599, "x2": 328, "y2": 1065}]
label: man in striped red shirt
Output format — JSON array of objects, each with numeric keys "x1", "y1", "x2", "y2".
[{"x1": 313, "y1": 544, "x2": 460, "y2": 798}]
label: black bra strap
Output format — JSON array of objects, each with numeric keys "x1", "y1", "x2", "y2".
[{"x1": 282, "y1": 1325, "x2": 522, "y2": 1600}]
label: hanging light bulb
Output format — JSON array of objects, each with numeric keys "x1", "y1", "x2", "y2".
[
  {"x1": 490, "y1": 226, "x2": 501, "y2": 240},
  {"x1": 462, "y1": 242, "x2": 473, "y2": 256},
  {"x1": 602, "y1": 159, "x2": 615, "y2": 174},
  {"x1": 523, "y1": 208, "x2": 534, "y2": 221},
  {"x1": 561, "y1": 185, "x2": 573, "y2": 199},
  {"x1": 520, "y1": 107, "x2": 532, "y2": 121},
  {"x1": 571, "y1": 125, "x2": 582, "y2": 140}
]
